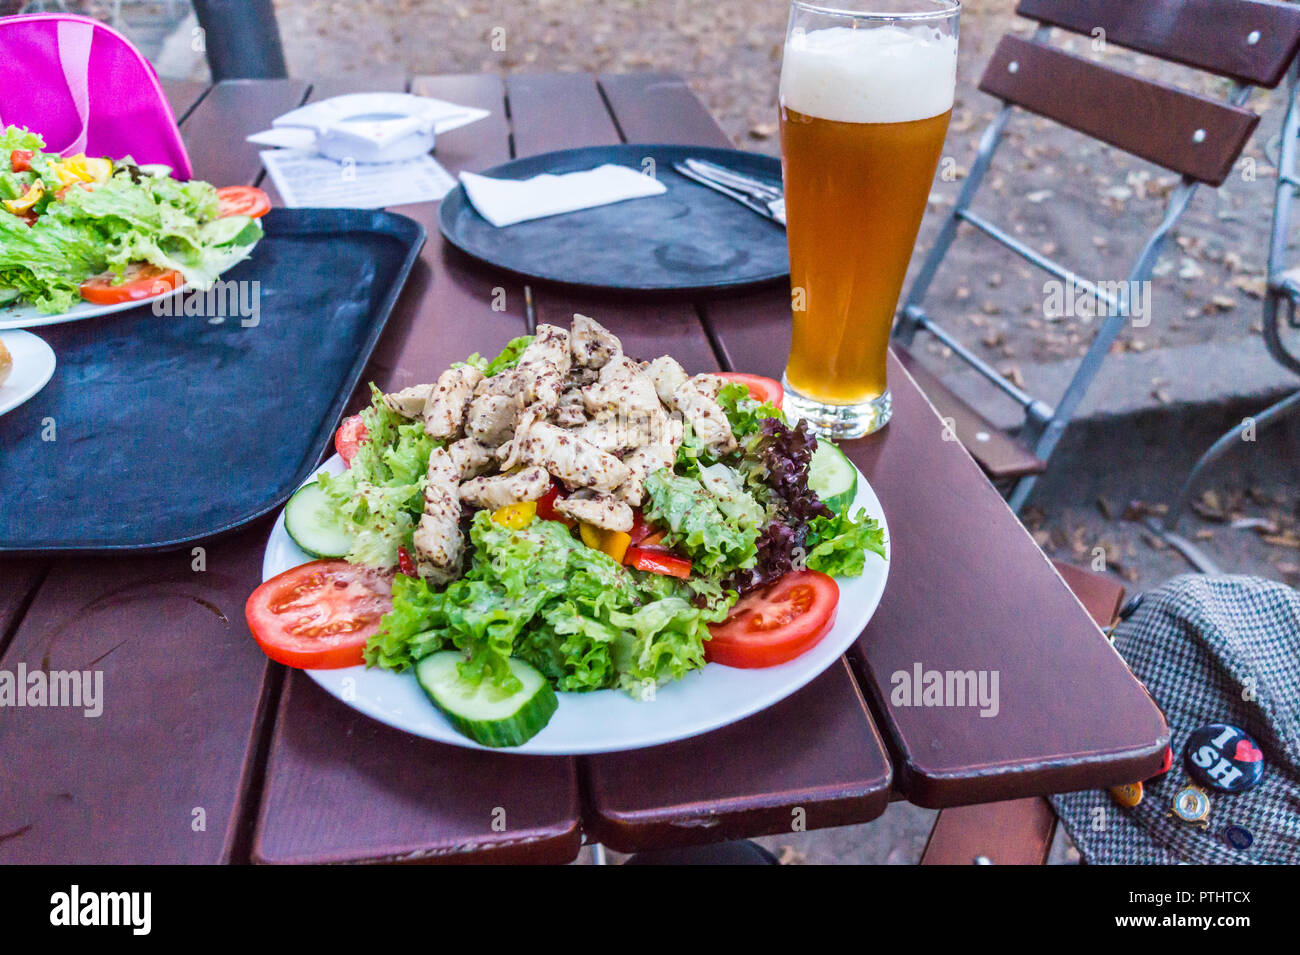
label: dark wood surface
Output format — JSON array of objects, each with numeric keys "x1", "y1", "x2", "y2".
[
  {"x1": 919, "y1": 560, "x2": 1123, "y2": 866},
  {"x1": 1016, "y1": 0, "x2": 1300, "y2": 88},
  {"x1": 893, "y1": 344, "x2": 1046, "y2": 480},
  {"x1": 0, "y1": 72, "x2": 1171, "y2": 863},
  {"x1": 980, "y1": 35, "x2": 1259, "y2": 187}
]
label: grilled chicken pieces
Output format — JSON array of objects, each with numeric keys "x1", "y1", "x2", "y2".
[{"x1": 386, "y1": 314, "x2": 735, "y2": 579}]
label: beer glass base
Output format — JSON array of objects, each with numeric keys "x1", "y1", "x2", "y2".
[{"x1": 781, "y1": 379, "x2": 892, "y2": 439}]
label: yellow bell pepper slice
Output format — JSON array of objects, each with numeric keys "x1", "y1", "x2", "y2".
[
  {"x1": 491, "y1": 500, "x2": 537, "y2": 529},
  {"x1": 50, "y1": 155, "x2": 113, "y2": 188},
  {"x1": 3, "y1": 179, "x2": 44, "y2": 214},
  {"x1": 579, "y1": 523, "x2": 631, "y2": 564}
]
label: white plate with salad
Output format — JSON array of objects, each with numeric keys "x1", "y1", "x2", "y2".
[
  {"x1": 0, "y1": 126, "x2": 268, "y2": 329},
  {"x1": 250, "y1": 316, "x2": 889, "y2": 754}
]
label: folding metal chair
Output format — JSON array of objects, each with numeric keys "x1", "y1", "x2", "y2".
[
  {"x1": 894, "y1": 0, "x2": 1300, "y2": 512},
  {"x1": 1148, "y1": 52, "x2": 1300, "y2": 572}
]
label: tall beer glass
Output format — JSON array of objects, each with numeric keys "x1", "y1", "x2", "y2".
[{"x1": 779, "y1": 0, "x2": 959, "y2": 437}]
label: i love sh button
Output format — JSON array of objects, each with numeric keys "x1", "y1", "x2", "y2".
[{"x1": 1184, "y1": 723, "x2": 1265, "y2": 794}]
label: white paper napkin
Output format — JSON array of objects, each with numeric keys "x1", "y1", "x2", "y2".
[{"x1": 459, "y1": 164, "x2": 667, "y2": 228}]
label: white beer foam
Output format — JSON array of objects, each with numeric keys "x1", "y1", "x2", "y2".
[{"x1": 780, "y1": 25, "x2": 957, "y2": 124}]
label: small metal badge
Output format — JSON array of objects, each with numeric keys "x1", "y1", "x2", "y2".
[{"x1": 1169, "y1": 784, "x2": 1212, "y2": 829}]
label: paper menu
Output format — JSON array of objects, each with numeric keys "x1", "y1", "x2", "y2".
[{"x1": 259, "y1": 149, "x2": 456, "y2": 208}]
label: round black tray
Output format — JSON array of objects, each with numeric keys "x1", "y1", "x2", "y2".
[{"x1": 439, "y1": 144, "x2": 789, "y2": 292}]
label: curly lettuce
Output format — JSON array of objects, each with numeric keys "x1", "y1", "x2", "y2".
[
  {"x1": 316, "y1": 385, "x2": 438, "y2": 568},
  {"x1": 805, "y1": 506, "x2": 887, "y2": 577},
  {"x1": 643, "y1": 468, "x2": 760, "y2": 577},
  {"x1": 365, "y1": 510, "x2": 732, "y2": 697}
]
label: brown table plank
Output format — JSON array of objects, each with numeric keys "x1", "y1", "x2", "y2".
[
  {"x1": 180, "y1": 79, "x2": 310, "y2": 187},
  {"x1": 252, "y1": 74, "x2": 581, "y2": 865},
  {"x1": 160, "y1": 79, "x2": 211, "y2": 124},
  {"x1": 0, "y1": 79, "x2": 320, "y2": 864},
  {"x1": 0, "y1": 526, "x2": 273, "y2": 863},
  {"x1": 507, "y1": 73, "x2": 890, "y2": 850},
  {"x1": 704, "y1": 302, "x2": 1169, "y2": 806}
]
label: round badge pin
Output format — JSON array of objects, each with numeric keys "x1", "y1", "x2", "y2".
[
  {"x1": 1184, "y1": 723, "x2": 1265, "y2": 794},
  {"x1": 1169, "y1": 784, "x2": 1211, "y2": 829},
  {"x1": 1223, "y1": 825, "x2": 1254, "y2": 850}
]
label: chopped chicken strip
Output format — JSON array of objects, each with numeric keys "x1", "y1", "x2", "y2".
[
  {"x1": 513, "y1": 323, "x2": 571, "y2": 410},
  {"x1": 690, "y1": 373, "x2": 726, "y2": 400},
  {"x1": 519, "y1": 420, "x2": 631, "y2": 492},
  {"x1": 551, "y1": 387, "x2": 587, "y2": 428},
  {"x1": 495, "y1": 408, "x2": 540, "y2": 472},
  {"x1": 447, "y1": 437, "x2": 496, "y2": 480},
  {"x1": 423, "y1": 366, "x2": 483, "y2": 440},
  {"x1": 555, "y1": 491, "x2": 634, "y2": 532},
  {"x1": 411, "y1": 447, "x2": 463, "y2": 583},
  {"x1": 570, "y1": 314, "x2": 622, "y2": 369},
  {"x1": 381, "y1": 383, "x2": 431, "y2": 419},
  {"x1": 616, "y1": 442, "x2": 676, "y2": 506},
  {"x1": 582, "y1": 357, "x2": 660, "y2": 416},
  {"x1": 466, "y1": 391, "x2": 524, "y2": 448},
  {"x1": 675, "y1": 379, "x2": 736, "y2": 455},
  {"x1": 459, "y1": 466, "x2": 551, "y2": 511},
  {"x1": 572, "y1": 413, "x2": 628, "y2": 454},
  {"x1": 646, "y1": 355, "x2": 689, "y2": 408}
]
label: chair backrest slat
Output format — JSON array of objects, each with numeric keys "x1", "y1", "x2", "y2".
[
  {"x1": 979, "y1": 36, "x2": 1259, "y2": 185},
  {"x1": 1016, "y1": 0, "x2": 1300, "y2": 88}
]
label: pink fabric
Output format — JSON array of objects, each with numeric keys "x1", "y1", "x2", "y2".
[{"x1": 0, "y1": 13, "x2": 193, "y2": 178}]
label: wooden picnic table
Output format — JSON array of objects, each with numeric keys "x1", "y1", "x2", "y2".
[{"x1": 0, "y1": 73, "x2": 1169, "y2": 864}]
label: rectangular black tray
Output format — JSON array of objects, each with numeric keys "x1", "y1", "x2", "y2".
[{"x1": 0, "y1": 207, "x2": 425, "y2": 554}]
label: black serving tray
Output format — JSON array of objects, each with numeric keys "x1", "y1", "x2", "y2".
[
  {"x1": 440, "y1": 144, "x2": 789, "y2": 292},
  {"x1": 0, "y1": 207, "x2": 425, "y2": 554}
]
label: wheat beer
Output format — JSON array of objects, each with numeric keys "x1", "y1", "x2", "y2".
[{"x1": 779, "y1": 6, "x2": 958, "y2": 436}]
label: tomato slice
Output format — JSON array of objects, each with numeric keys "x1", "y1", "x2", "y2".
[
  {"x1": 706, "y1": 570, "x2": 838, "y2": 668},
  {"x1": 717, "y1": 372, "x2": 783, "y2": 410},
  {"x1": 78, "y1": 263, "x2": 183, "y2": 305},
  {"x1": 334, "y1": 414, "x2": 369, "y2": 467},
  {"x1": 245, "y1": 560, "x2": 394, "y2": 669},
  {"x1": 625, "y1": 545, "x2": 691, "y2": 579},
  {"x1": 10, "y1": 150, "x2": 33, "y2": 173},
  {"x1": 216, "y1": 185, "x2": 271, "y2": 219}
]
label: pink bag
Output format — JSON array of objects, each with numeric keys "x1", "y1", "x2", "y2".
[{"x1": 0, "y1": 12, "x2": 193, "y2": 178}]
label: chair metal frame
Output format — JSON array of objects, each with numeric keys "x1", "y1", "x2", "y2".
[
  {"x1": 1148, "y1": 57, "x2": 1300, "y2": 573},
  {"x1": 894, "y1": 24, "x2": 1251, "y2": 513}
]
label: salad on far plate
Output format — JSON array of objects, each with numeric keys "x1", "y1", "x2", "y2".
[
  {"x1": 0, "y1": 124, "x2": 268, "y2": 315},
  {"x1": 246, "y1": 314, "x2": 886, "y2": 748}
]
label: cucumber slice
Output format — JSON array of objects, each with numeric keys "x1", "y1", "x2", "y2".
[
  {"x1": 808, "y1": 439, "x2": 858, "y2": 515},
  {"x1": 414, "y1": 651, "x2": 558, "y2": 747},
  {"x1": 284, "y1": 482, "x2": 355, "y2": 559}
]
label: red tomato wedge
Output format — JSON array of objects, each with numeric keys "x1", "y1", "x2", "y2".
[
  {"x1": 717, "y1": 372, "x2": 783, "y2": 409},
  {"x1": 10, "y1": 149, "x2": 34, "y2": 173},
  {"x1": 245, "y1": 560, "x2": 394, "y2": 669},
  {"x1": 216, "y1": 184, "x2": 271, "y2": 219},
  {"x1": 625, "y1": 545, "x2": 691, "y2": 579},
  {"x1": 334, "y1": 414, "x2": 369, "y2": 467},
  {"x1": 78, "y1": 263, "x2": 183, "y2": 305},
  {"x1": 706, "y1": 570, "x2": 838, "y2": 668}
]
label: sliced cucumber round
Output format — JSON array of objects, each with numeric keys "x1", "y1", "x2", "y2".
[
  {"x1": 284, "y1": 482, "x2": 355, "y2": 559},
  {"x1": 415, "y1": 651, "x2": 558, "y2": 748},
  {"x1": 808, "y1": 439, "x2": 858, "y2": 515}
]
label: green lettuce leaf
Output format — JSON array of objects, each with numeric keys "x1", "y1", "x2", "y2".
[
  {"x1": 459, "y1": 334, "x2": 534, "y2": 376},
  {"x1": 805, "y1": 506, "x2": 887, "y2": 577},
  {"x1": 643, "y1": 468, "x2": 760, "y2": 577},
  {"x1": 316, "y1": 385, "x2": 438, "y2": 568}
]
